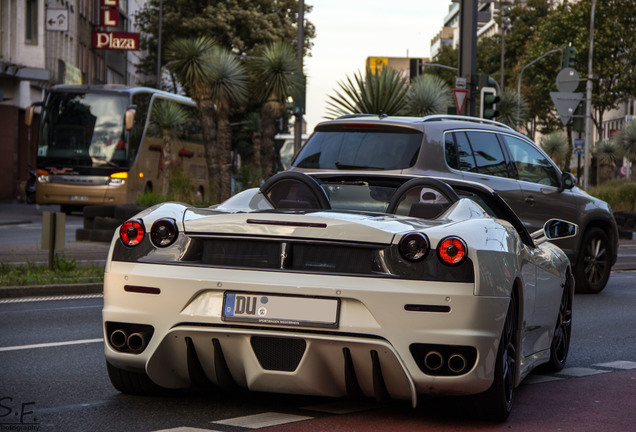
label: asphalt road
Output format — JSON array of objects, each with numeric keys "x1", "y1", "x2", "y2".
[{"x1": 1, "y1": 268, "x2": 634, "y2": 432}]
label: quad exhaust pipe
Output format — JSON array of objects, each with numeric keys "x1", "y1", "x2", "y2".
[
  {"x1": 424, "y1": 351, "x2": 444, "y2": 371},
  {"x1": 107, "y1": 325, "x2": 152, "y2": 354},
  {"x1": 109, "y1": 329, "x2": 128, "y2": 351},
  {"x1": 448, "y1": 353, "x2": 467, "y2": 374},
  {"x1": 126, "y1": 332, "x2": 148, "y2": 354},
  {"x1": 423, "y1": 350, "x2": 468, "y2": 374}
]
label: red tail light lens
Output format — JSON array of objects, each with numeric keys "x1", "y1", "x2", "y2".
[
  {"x1": 438, "y1": 236, "x2": 467, "y2": 265},
  {"x1": 120, "y1": 219, "x2": 145, "y2": 246}
]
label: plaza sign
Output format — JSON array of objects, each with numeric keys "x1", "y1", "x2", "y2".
[{"x1": 92, "y1": 32, "x2": 139, "y2": 50}]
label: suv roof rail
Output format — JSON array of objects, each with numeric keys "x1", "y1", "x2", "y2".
[
  {"x1": 335, "y1": 113, "x2": 385, "y2": 120},
  {"x1": 420, "y1": 115, "x2": 515, "y2": 131}
]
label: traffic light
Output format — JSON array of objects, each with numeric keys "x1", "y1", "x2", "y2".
[
  {"x1": 480, "y1": 87, "x2": 500, "y2": 119},
  {"x1": 563, "y1": 44, "x2": 577, "y2": 68}
]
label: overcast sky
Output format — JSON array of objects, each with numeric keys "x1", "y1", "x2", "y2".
[{"x1": 303, "y1": 0, "x2": 453, "y2": 132}]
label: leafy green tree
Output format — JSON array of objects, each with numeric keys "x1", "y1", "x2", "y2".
[
  {"x1": 164, "y1": 36, "x2": 219, "y2": 200},
  {"x1": 250, "y1": 41, "x2": 302, "y2": 178},
  {"x1": 135, "y1": 0, "x2": 315, "y2": 88},
  {"x1": 425, "y1": 44, "x2": 458, "y2": 88},
  {"x1": 406, "y1": 74, "x2": 451, "y2": 116},
  {"x1": 325, "y1": 68, "x2": 409, "y2": 119},
  {"x1": 521, "y1": 0, "x2": 636, "y2": 139},
  {"x1": 209, "y1": 47, "x2": 249, "y2": 201},
  {"x1": 148, "y1": 100, "x2": 190, "y2": 197}
]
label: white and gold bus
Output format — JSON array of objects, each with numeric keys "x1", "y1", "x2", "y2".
[{"x1": 26, "y1": 85, "x2": 208, "y2": 212}]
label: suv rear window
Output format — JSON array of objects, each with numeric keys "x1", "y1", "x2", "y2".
[{"x1": 293, "y1": 131, "x2": 422, "y2": 170}]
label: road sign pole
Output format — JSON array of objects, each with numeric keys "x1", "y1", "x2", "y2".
[{"x1": 584, "y1": 0, "x2": 597, "y2": 192}]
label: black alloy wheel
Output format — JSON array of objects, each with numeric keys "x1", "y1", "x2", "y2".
[
  {"x1": 575, "y1": 227, "x2": 611, "y2": 294},
  {"x1": 543, "y1": 270, "x2": 574, "y2": 372},
  {"x1": 477, "y1": 294, "x2": 517, "y2": 421}
]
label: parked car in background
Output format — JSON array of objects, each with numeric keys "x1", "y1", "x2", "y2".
[
  {"x1": 104, "y1": 171, "x2": 576, "y2": 421},
  {"x1": 291, "y1": 115, "x2": 618, "y2": 293}
]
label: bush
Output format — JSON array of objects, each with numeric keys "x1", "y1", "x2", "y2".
[
  {"x1": 134, "y1": 166, "x2": 216, "y2": 208},
  {"x1": 589, "y1": 180, "x2": 636, "y2": 211}
]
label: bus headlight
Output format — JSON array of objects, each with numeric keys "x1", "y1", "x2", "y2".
[
  {"x1": 37, "y1": 174, "x2": 50, "y2": 183},
  {"x1": 108, "y1": 178, "x2": 126, "y2": 186},
  {"x1": 109, "y1": 172, "x2": 127, "y2": 186}
]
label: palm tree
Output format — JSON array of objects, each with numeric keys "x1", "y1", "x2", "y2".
[
  {"x1": 250, "y1": 41, "x2": 302, "y2": 178},
  {"x1": 405, "y1": 74, "x2": 450, "y2": 116},
  {"x1": 325, "y1": 67, "x2": 409, "y2": 119},
  {"x1": 541, "y1": 131, "x2": 568, "y2": 169},
  {"x1": 165, "y1": 37, "x2": 219, "y2": 201},
  {"x1": 497, "y1": 90, "x2": 529, "y2": 129},
  {"x1": 148, "y1": 100, "x2": 191, "y2": 198},
  {"x1": 209, "y1": 47, "x2": 249, "y2": 201}
]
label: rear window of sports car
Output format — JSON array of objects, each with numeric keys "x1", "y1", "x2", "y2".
[{"x1": 293, "y1": 131, "x2": 422, "y2": 170}]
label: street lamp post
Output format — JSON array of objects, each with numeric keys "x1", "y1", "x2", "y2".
[
  {"x1": 516, "y1": 48, "x2": 561, "y2": 131},
  {"x1": 583, "y1": 0, "x2": 597, "y2": 191}
]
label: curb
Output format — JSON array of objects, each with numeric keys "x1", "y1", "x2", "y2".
[{"x1": 0, "y1": 282, "x2": 103, "y2": 299}]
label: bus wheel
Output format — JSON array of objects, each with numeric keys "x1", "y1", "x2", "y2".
[{"x1": 144, "y1": 182, "x2": 153, "y2": 193}]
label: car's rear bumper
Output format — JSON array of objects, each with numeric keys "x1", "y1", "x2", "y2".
[{"x1": 103, "y1": 262, "x2": 509, "y2": 404}]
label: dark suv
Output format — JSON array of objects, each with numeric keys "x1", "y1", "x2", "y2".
[{"x1": 291, "y1": 114, "x2": 618, "y2": 294}]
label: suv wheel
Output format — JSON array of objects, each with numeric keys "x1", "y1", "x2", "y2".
[{"x1": 574, "y1": 227, "x2": 611, "y2": 294}]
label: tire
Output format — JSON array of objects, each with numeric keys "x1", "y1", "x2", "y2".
[
  {"x1": 541, "y1": 269, "x2": 574, "y2": 372},
  {"x1": 574, "y1": 227, "x2": 611, "y2": 294},
  {"x1": 476, "y1": 294, "x2": 517, "y2": 421},
  {"x1": 106, "y1": 361, "x2": 172, "y2": 396}
]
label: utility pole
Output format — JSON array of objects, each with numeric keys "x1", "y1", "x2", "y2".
[
  {"x1": 458, "y1": 0, "x2": 477, "y2": 116},
  {"x1": 156, "y1": 0, "x2": 163, "y2": 89},
  {"x1": 293, "y1": 0, "x2": 305, "y2": 154},
  {"x1": 583, "y1": 0, "x2": 597, "y2": 191}
]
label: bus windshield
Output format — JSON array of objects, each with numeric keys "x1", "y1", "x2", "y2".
[{"x1": 38, "y1": 92, "x2": 130, "y2": 170}]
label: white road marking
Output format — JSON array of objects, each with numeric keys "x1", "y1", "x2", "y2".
[
  {"x1": 213, "y1": 412, "x2": 313, "y2": 429},
  {"x1": 0, "y1": 294, "x2": 103, "y2": 304},
  {"x1": 593, "y1": 360, "x2": 636, "y2": 370},
  {"x1": 0, "y1": 338, "x2": 103, "y2": 352}
]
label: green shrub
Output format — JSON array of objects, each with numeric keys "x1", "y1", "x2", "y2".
[
  {"x1": 589, "y1": 180, "x2": 636, "y2": 211},
  {"x1": 136, "y1": 189, "x2": 165, "y2": 207},
  {"x1": 134, "y1": 167, "x2": 217, "y2": 208}
]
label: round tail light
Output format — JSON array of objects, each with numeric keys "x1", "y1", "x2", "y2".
[
  {"x1": 120, "y1": 219, "x2": 145, "y2": 246},
  {"x1": 150, "y1": 218, "x2": 178, "y2": 247},
  {"x1": 438, "y1": 236, "x2": 467, "y2": 265},
  {"x1": 399, "y1": 232, "x2": 430, "y2": 262}
]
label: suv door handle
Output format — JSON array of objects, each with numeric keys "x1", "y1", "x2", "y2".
[{"x1": 525, "y1": 196, "x2": 536, "y2": 206}]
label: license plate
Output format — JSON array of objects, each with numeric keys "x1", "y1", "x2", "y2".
[
  {"x1": 222, "y1": 292, "x2": 340, "y2": 329},
  {"x1": 69, "y1": 195, "x2": 89, "y2": 201}
]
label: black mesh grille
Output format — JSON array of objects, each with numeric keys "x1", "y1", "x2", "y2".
[
  {"x1": 291, "y1": 243, "x2": 373, "y2": 273},
  {"x1": 175, "y1": 236, "x2": 474, "y2": 282},
  {"x1": 202, "y1": 238, "x2": 280, "y2": 268},
  {"x1": 251, "y1": 336, "x2": 306, "y2": 371}
]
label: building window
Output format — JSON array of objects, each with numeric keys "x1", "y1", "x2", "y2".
[{"x1": 25, "y1": 0, "x2": 38, "y2": 44}]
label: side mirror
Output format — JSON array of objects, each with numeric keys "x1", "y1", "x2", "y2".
[
  {"x1": 531, "y1": 219, "x2": 578, "y2": 245},
  {"x1": 560, "y1": 172, "x2": 576, "y2": 191},
  {"x1": 125, "y1": 108, "x2": 136, "y2": 131}
]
